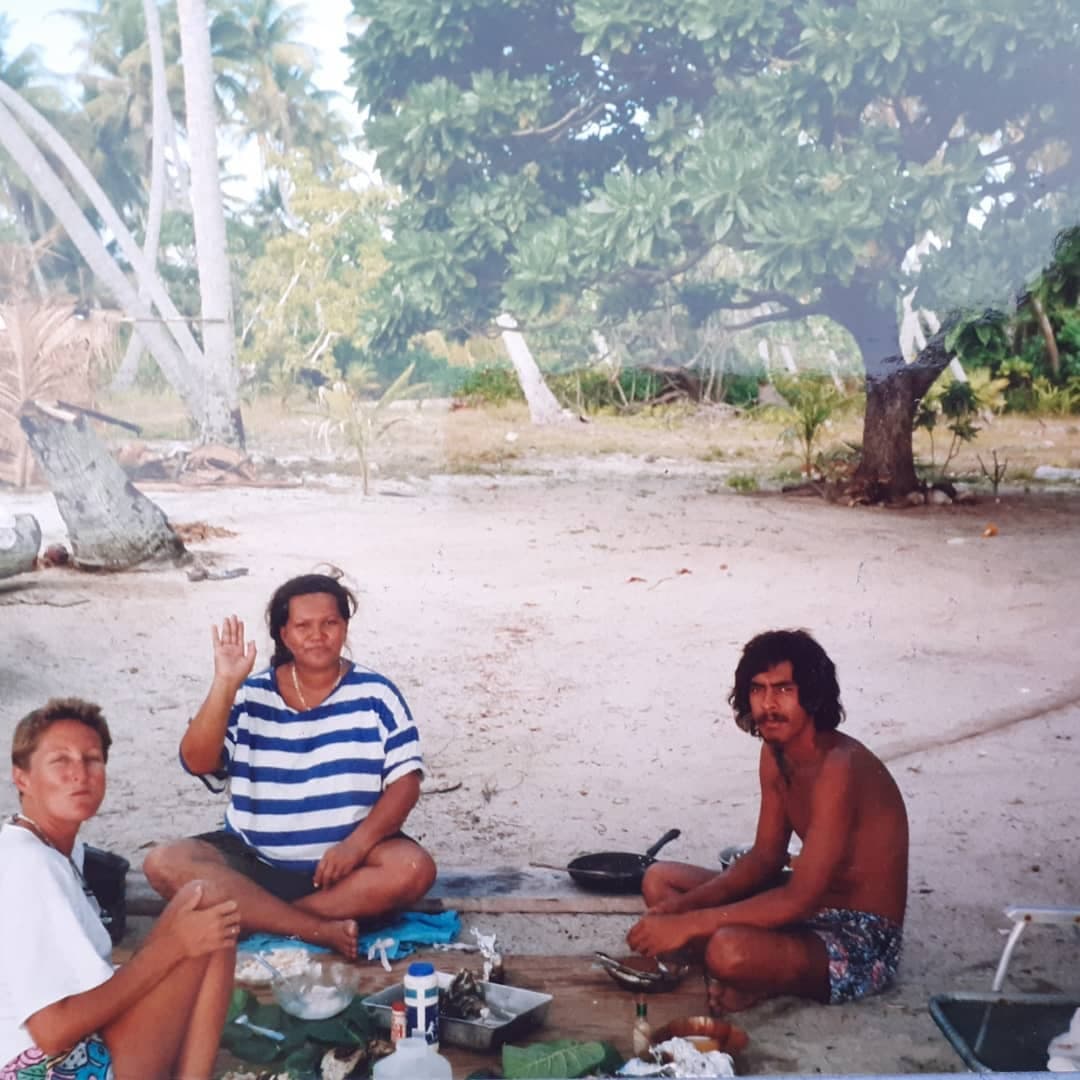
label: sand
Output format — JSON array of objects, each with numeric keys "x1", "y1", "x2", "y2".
[{"x1": 2, "y1": 457, "x2": 1079, "y2": 1074}]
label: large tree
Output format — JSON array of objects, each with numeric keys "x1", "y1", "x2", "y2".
[{"x1": 347, "y1": 0, "x2": 1080, "y2": 496}]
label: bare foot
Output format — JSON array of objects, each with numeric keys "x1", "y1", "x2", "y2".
[
  {"x1": 309, "y1": 918, "x2": 359, "y2": 959},
  {"x1": 706, "y1": 979, "x2": 769, "y2": 1014}
]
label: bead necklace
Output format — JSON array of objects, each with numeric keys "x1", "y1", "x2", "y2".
[{"x1": 291, "y1": 658, "x2": 347, "y2": 711}]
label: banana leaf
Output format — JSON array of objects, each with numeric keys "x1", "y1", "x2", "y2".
[{"x1": 502, "y1": 1039, "x2": 609, "y2": 1079}]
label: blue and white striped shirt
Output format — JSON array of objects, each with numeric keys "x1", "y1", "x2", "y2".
[{"x1": 216, "y1": 663, "x2": 423, "y2": 870}]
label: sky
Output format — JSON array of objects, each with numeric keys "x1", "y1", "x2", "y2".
[{"x1": 2, "y1": 0, "x2": 358, "y2": 107}]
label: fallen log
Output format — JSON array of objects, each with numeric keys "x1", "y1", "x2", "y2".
[
  {"x1": 18, "y1": 401, "x2": 185, "y2": 570},
  {"x1": 0, "y1": 513, "x2": 40, "y2": 579}
]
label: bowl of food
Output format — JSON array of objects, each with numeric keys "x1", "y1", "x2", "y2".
[
  {"x1": 593, "y1": 952, "x2": 690, "y2": 993},
  {"x1": 649, "y1": 1015, "x2": 749, "y2": 1056},
  {"x1": 269, "y1": 958, "x2": 362, "y2": 1020}
]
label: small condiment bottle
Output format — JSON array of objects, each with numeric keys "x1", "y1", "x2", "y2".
[
  {"x1": 390, "y1": 999, "x2": 407, "y2": 1043},
  {"x1": 632, "y1": 994, "x2": 652, "y2": 1057}
]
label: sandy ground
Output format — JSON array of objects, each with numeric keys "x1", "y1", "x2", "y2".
[{"x1": 2, "y1": 451, "x2": 1079, "y2": 1074}]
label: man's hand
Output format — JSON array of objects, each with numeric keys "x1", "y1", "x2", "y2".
[
  {"x1": 313, "y1": 840, "x2": 367, "y2": 890},
  {"x1": 626, "y1": 913, "x2": 695, "y2": 957},
  {"x1": 211, "y1": 616, "x2": 257, "y2": 688}
]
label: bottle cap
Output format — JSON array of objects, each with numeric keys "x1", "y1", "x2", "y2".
[
  {"x1": 407, "y1": 961, "x2": 435, "y2": 976},
  {"x1": 391, "y1": 1000, "x2": 406, "y2": 1012}
]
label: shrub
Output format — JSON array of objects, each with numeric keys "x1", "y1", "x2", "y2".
[{"x1": 458, "y1": 365, "x2": 524, "y2": 405}]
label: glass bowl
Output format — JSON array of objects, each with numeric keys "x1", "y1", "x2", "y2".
[{"x1": 270, "y1": 959, "x2": 361, "y2": 1020}]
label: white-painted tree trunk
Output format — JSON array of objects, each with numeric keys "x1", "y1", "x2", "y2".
[
  {"x1": 495, "y1": 313, "x2": 567, "y2": 425},
  {"x1": 177, "y1": 0, "x2": 244, "y2": 447},
  {"x1": 19, "y1": 403, "x2": 185, "y2": 569}
]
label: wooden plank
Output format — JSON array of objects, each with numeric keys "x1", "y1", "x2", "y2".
[
  {"x1": 210, "y1": 953, "x2": 719, "y2": 1080},
  {"x1": 125, "y1": 867, "x2": 646, "y2": 916}
]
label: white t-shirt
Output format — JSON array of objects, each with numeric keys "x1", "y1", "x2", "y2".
[{"x1": 0, "y1": 824, "x2": 114, "y2": 1065}]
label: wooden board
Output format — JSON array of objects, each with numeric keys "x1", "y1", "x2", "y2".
[
  {"x1": 126, "y1": 867, "x2": 647, "y2": 916},
  {"x1": 214, "y1": 952, "x2": 726, "y2": 1079}
]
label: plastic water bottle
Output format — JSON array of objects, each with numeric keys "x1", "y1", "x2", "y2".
[
  {"x1": 403, "y1": 960, "x2": 441, "y2": 1049},
  {"x1": 372, "y1": 1036, "x2": 452, "y2": 1080}
]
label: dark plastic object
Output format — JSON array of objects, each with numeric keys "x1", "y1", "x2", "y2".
[
  {"x1": 929, "y1": 991, "x2": 1080, "y2": 1072},
  {"x1": 82, "y1": 845, "x2": 131, "y2": 944}
]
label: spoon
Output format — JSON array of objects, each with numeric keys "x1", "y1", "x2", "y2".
[
  {"x1": 233, "y1": 1013, "x2": 286, "y2": 1041},
  {"x1": 251, "y1": 953, "x2": 286, "y2": 982}
]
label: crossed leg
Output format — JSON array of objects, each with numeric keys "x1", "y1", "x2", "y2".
[
  {"x1": 704, "y1": 925, "x2": 830, "y2": 1013},
  {"x1": 144, "y1": 837, "x2": 436, "y2": 958}
]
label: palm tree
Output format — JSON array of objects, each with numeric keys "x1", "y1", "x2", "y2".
[
  {"x1": 209, "y1": 0, "x2": 348, "y2": 177},
  {"x1": 0, "y1": 16, "x2": 71, "y2": 296},
  {"x1": 177, "y1": 0, "x2": 244, "y2": 445}
]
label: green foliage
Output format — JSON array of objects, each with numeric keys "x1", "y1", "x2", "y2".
[
  {"x1": 316, "y1": 363, "x2": 425, "y2": 494},
  {"x1": 458, "y1": 365, "x2": 525, "y2": 405},
  {"x1": 727, "y1": 473, "x2": 759, "y2": 493},
  {"x1": 1029, "y1": 376, "x2": 1080, "y2": 415},
  {"x1": 721, "y1": 374, "x2": 762, "y2": 408},
  {"x1": 501, "y1": 1039, "x2": 616, "y2": 1079},
  {"x1": 915, "y1": 367, "x2": 1009, "y2": 477},
  {"x1": 220, "y1": 989, "x2": 376, "y2": 1066},
  {"x1": 238, "y1": 153, "x2": 390, "y2": 395},
  {"x1": 768, "y1": 375, "x2": 861, "y2": 477}
]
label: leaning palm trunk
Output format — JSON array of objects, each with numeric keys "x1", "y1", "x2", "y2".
[
  {"x1": 177, "y1": 0, "x2": 244, "y2": 448},
  {"x1": 19, "y1": 402, "x2": 186, "y2": 570},
  {"x1": 0, "y1": 87, "x2": 242, "y2": 445},
  {"x1": 0, "y1": 100, "x2": 211, "y2": 429}
]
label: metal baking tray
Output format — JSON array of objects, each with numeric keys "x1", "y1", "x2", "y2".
[{"x1": 361, "y1": 971, "x2": 552, "y2": 1050}]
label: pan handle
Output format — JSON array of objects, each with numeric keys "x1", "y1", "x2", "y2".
[{"x1": 643, "y1": 828, "x2": 681, "y2": 861}]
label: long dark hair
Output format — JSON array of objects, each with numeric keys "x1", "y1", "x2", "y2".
[
  {"x1": 266, "y1": 571, "x2": 358, "y2": 668},
  {"x1": 728, "y1": 629, "x2": 844, "y2": 737}
]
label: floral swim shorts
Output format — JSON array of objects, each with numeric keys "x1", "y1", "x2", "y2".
[
  {"x1": 804, "y1": 907, "x2": 903, "y2": 1004},
  {"x1": 1, "y1": 1035, "x2": 113, "y2": 1080}
]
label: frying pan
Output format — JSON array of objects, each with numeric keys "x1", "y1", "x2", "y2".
[{"x1": 564, "y1": 828, "x2": 682, "y2": 894}]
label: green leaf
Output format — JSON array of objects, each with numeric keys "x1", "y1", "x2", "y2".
[{"x1": 502, "y1": 1039, "x2": 607, "y2": 1079}]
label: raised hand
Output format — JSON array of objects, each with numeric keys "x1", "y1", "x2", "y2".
[{"x1": 211, "y1": 615, "x2": 257, "y2": 688}]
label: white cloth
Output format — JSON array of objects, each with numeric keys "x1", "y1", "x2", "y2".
[
  {"x1": 0, "y1": 824, "x2": 113, "y2": 1064},
  {"x1": 1047, "y1": 1006, "x2": 1080, "y2": 1072}
]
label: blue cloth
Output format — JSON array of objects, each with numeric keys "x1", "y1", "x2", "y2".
[{"x1": 237, "y1": 910, "x2": 460, "y2": 960}]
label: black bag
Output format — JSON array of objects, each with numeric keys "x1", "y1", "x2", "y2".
[{"x1": 82, "y1": 845, "x2": 130, "y2": 945}]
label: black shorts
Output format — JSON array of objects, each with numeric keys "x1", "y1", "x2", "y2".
[
  {"x1": 194, "y1": 830, "x2": 319, "y2": 902},
  {"x1": 193, "y1": 829, "x2": 413, "y2": 902}
]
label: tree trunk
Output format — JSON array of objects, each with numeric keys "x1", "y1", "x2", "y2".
[
  {"x1": 0, "y1": 513, "x2": 40, "y2": 579},
  {"x1": 853, "y1": 338, "x2": 952, "y2": 501},
  {"x1": 112, "y1": 0, "x2": 172, "y2": 394},
  {"x1": 495, "y1": 313, "x2": 567, "y2": 425},
  {"x1": 177, "y1": 0, "x2": 245, "y2": 448},
  {"x1": 0, "y1": 90, "x2": 242, "y2": 445},
  {"x1": 18, "y1": 402, "x2": 185, "y2": 570}
]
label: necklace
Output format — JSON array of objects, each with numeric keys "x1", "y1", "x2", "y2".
[
  {"x1": 8, "y1": 812, "x2": 107, "y2": 925},
  {"x1": 291, "y1": 658, "x2": 347, "y2": 711}
]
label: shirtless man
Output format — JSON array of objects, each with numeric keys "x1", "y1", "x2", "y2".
[{"x1": 627, "y1": 629, "x2": 908, "y2": 1012}]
